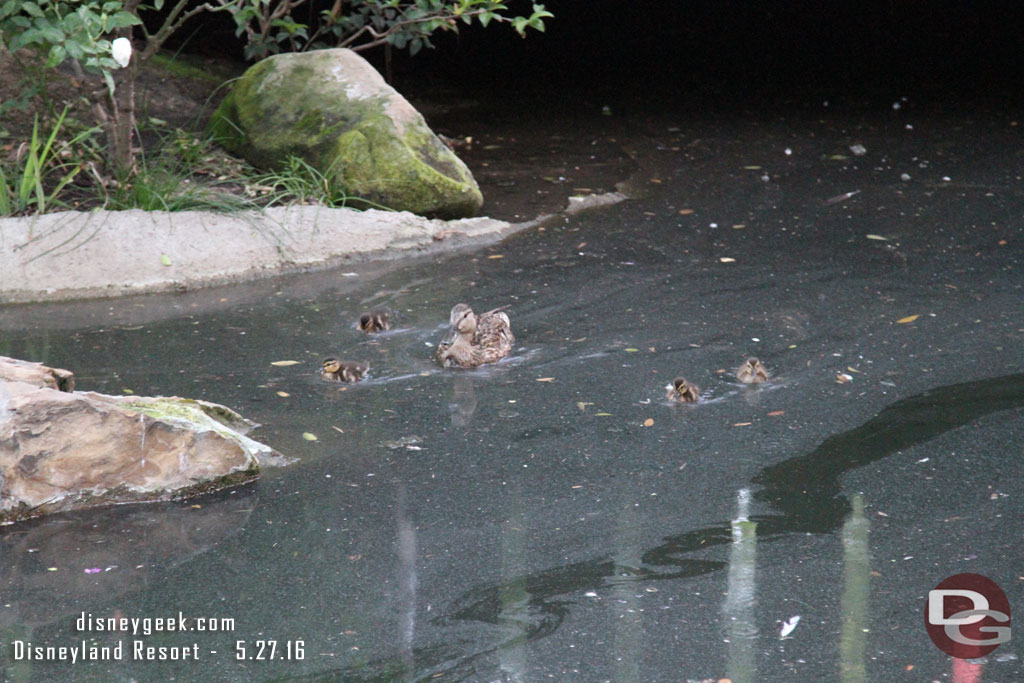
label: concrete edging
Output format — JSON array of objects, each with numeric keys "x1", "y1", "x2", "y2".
[{"x1": 0, "y1": 205, "x2": 537, "y2": 303}]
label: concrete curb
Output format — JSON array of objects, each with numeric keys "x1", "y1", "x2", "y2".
[{"x1": 0, "y1": 205, "x2": 541, "y2": 303}]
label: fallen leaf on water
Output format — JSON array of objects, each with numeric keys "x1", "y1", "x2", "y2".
[
  {"x1": 571, "y1": 485, "x2": 584, "y2": 489},
  {"x1": 536, "y1": 377, "x2": 555, "y2": 382},
  {"x1": 331, "y1": 426, "x2": 344, "y2": 433},
  {"x1": 836, "y1": 373, "x2": 853, "y2": 384},
  {"x1": 595, "y1": 412, "x2": 612, "y2": 416},
  {"x1": 743, "y1": 165, "x2": 762, "y2": 170},
  {"x1": 160, "y1": 253, "x2": 172, "y2": 266},
  {"x1": 487, "y1": 254, "x2": 504, "y2": 259},
  {"x1": 643, "y1": 418, "x2": 654, "y2": 427},
  {"x1": 122, "y1": 388, "x2": 134, "y2": 394},
  {"x1": 768, "y1": 410, "x2": 785, "y2": 416},
  {"x1": 733, "y1": 422, "x2": 752, "y2": 427},
  {"x1": 866, "y1": 234, "x2": 890, "y2": 241},
  {"x1": 732, "y1": 223, "x2": 746, "y2": 229},
  {"x1": 998, "y1": 239, "x2": 1007, "y2": 245},
  {"x1": 302, "y1": 432, "x2": 318, "y2": 441},
  {"x1": 577, "y1": 242, "x2": 587, "y2": 249},
  {"x1": 625, "y1": 348, "x2": 639, "y2": 353},
  {"x1": 271, "y1": 360, "x2": 300, "y2": 366},
  {"x1": 719, "y1": 257, "x2": 736, "y2": 263},
  {"x1": 276, "y1": 391, "x2": 290, "y2": 397},
  {"x1": 896, "y1": 314, "x2": 920, "y2": 323},
  {"x1": 650, "y1": 177, "x2": 662, "y2": 184},
  {"x1": 678, "y1": 208, "x2": 694, "y2": 215},
  {"x1": 576, "y1": 402, "x2": 592, "y2": 411},
  {"x1": 847, "y1": 366, "x2": 861, "y2": 373}
]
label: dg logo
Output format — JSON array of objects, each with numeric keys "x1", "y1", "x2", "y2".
[{"x1": 925, "y1": 573, "x2": 1011, "y2": 659}]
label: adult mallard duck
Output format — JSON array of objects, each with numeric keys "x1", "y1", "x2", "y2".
[
  {"x1": 736, "y1": 357, "x2": 769, "y2": 384},
  {"x1": 321, "y1": 358, "x2": 369, "y2": 382},
  {"x1": 435, "y1": 303, "x2": 514, "y2": 368},
  {"x1": 666, "y1": 377, "x2": 700, "y2": 403},
  {"x1": 358, "y1": 307, "x2": 391, "y2": 333}
]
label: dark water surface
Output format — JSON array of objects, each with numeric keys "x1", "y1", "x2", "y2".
[{"x1": 2, "y1": 99, "x2": 1023, "y2": 682}]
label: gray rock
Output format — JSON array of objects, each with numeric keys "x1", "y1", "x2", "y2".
[
  {"x1": 0, "y1": 356, "x2": 282, "y2": 523},
  {"x1": 210, "y1": 48, "x2": 483, "y2": 218}
]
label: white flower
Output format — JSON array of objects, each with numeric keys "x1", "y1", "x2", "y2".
[{"x1": 111, "y1": 37, "x2": 132, "y2": 68}]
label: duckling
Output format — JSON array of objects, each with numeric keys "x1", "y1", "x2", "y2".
[
  {"x1": 736, "y1": 357, "x2": 770, "y2": 384},
  {"x1": 435, "y1": 303, "x2": 514, "y2": 368},
  {"x1": 358, "y1": 307, "x2": 391, "y2": 333},
  {"x1": 666, "y1": 377, "x2": 700, "y2": 403},
  {"x1": 320, "y1": 358, "x2": 369, "y2": 382}
]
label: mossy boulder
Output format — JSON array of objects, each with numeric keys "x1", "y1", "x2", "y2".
[{"x1": 209, "y1": 48, "x2": 483, "y2": 219}]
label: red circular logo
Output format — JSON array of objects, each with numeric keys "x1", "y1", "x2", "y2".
[{"x1": 925, "y1": 573, "x2": 1011, "y2": 659}]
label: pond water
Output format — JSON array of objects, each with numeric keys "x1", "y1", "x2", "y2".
[{"x1": 2, "y1": 99, "x2": 1023, "y2": 682}]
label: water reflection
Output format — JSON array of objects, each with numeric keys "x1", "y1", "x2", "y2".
[
  {"x1": 389, "y1": 374, "x2": 1024, "y2": 679},
  {"x1": 839, "y1": 494, "x2": 869, "y2": 683},
  {"x1": 0, "y1": 488, "x2": 256, "y2": 632},
  {"x1": 722, "y1": 489, "x2": 757, "y2": 683}
]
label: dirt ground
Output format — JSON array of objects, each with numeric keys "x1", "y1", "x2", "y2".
[{"x1": 0, "y1": 48, "x2": 635, "y2": 222}]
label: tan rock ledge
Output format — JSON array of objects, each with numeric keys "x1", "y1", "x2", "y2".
[
  {"x1": 0, "y1": 356, "x2": 283, "y2": 523},
  {"x1": 0, "y1": 205, "x2": 541, "y2": 304}
]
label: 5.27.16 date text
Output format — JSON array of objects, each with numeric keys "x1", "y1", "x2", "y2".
[{"x1": 235, "y1": 640, "x2": 304, "y2": 660}]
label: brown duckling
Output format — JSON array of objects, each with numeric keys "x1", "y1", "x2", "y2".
[
  {"x1": 358, "y1": 307, "x2": 391, "y2": 333},
  {"x1": 666, "y1": 377, "x2": 700, "y2": 403},
  {"x1": 736, "y1": 357, "x2": 770, "y2": 384},
  {"x1": 435, "y1": 303, "x2": 514, "y2": 368},
  {"x1": 320, "y1": 358, "x2": 369, "y2": 382}
]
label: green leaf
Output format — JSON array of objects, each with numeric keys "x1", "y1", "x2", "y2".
[
  {"x1": 160, "y1": 253, "x2": 172, "y2": 266},
  {"x1": 45, "y1": 43, "x2": 66, "y2": 68},
  {"x1": 21, "y1": 2, "x2": 42, "y2": 18},
  {"x1": 39, "y1": 25, "x2": 64, "y2": 44},
  {"x1": 102, "y1": 70, "x2": 115, "y2": 97},
  {"x1": 64, "y1": 38, "x2": 83, "y2": 59},
  {"x1": 108, "y1": 11, "x2": 142, "y2": 29}
]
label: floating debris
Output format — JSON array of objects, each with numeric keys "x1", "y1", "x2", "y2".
[
  {"x1": 780, "y1": 615, "x2": 801, "y2": 638},
  {"x1": 823, "y1": 189, "x2": 861, "y2": 206}
]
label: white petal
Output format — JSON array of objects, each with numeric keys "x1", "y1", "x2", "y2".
[{"x1": 111, "y1": 38, "x2": 132, "y2": 68}]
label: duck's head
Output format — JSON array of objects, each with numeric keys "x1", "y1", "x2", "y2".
[
  {"x1": 322, "y1": 357, "x2": 341, "y2": 374},
  {"x1": 669, "y1": 376, "x2": 699, "y2": 402},
  {"x1": 359, "y1": 308, "x2": 390, "y2": 331},
  {"x1": 449, "y1": 303, "x2": 476, "y2": 335}
]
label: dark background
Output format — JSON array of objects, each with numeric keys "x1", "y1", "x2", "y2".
[{"x1": 168, "y1": 0, "x2": 1024, "y2": 105}]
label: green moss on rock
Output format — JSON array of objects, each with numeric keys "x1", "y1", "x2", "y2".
[{"x1": 209, "y1": 49, "x2": 483, "y2": 218}]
